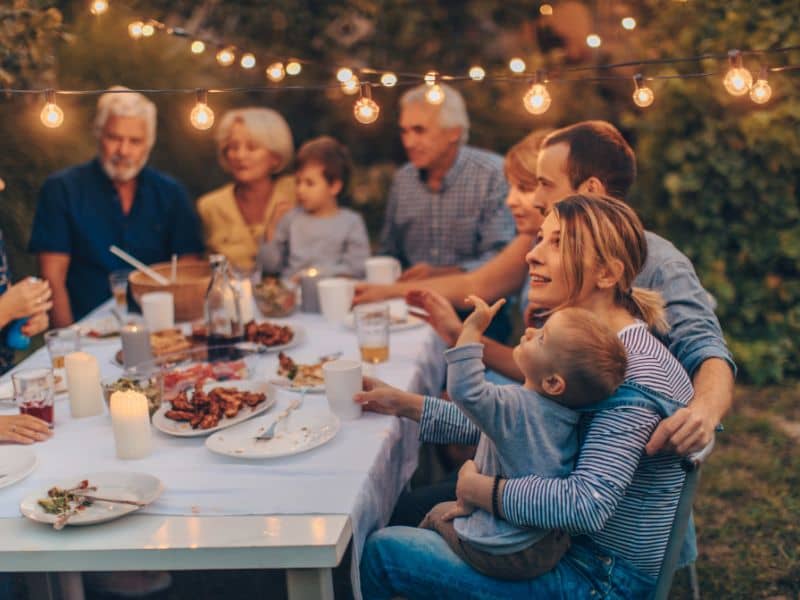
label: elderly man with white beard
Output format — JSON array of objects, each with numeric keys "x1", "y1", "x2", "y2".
[{"x1": 29, "y1": 86, "x2": 203, "y2": 326}]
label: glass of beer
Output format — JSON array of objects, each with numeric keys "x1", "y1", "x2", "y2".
[
  {"x1": 109, "y1": 269, "x2": 131, "y2": 312},
  {"x1": 354, "y1": 303, "x2": 390, "y2": 364},
  {"x1": 12, "y1": 368, "x2": 55, "y2": 427},
  {"x1": 44, "y1": 327, "x2": 81, "y2": 392}
]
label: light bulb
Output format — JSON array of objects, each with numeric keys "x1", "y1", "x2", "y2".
[
  {"x1": 354, "y1": 97, "x2": 380, "y2": 124},
  {"x1": 633, "y1": 86, "x2": 654, "y2": 107},
  {"x1": 341, "y1": 76, "x2": 360, "y2": 95},
  {"x1": 216, "y1": 47, "x2": 235, "y2": 67},
  {"x1": 750, "y1": 78, "x2": 772, "y2": 104},
  {"x1": 286, "y1": 61, "x2": 302, "y2": 76},
  {"x1": 240, "y1": 53, "x2": 256, "y2": 69},
  {"x1": 190, "y1": 40, "x2": 205, "y2": 54},
  {"x1": 509, "y1": 58, "x2": 526, "y2": 73},
  {"x1": 40, "y1": 102, "x2": 64, "y2": 128},
  {"x1": 621, "y1": 17, "x2": 636, "y2": 30},
  {"x1": 540, "y1": 4, "x2": 553, "y2": 16},
  {"x1": 141, "y1": 23, "x2": 155, "y2": 37},
  {"x1": 266, "y1": 62, "x2": 286, "y2": 82},
  {"x1": 723, "y1": 67, "x2": 752, "y2": 96},
  {"x1": 337, "y1": 67, "x2": 354, "y2": 83},
  {"x1": 380, "y1": 72, "x2": 398, "y2": 87},
  {"x1": 469, "y1": 66, "x2": 486, "y2": 81},
  {"x1": 90, "y1": 0, "x2": 108, "y2": 15},
  {"x1": 586, "y1": 34, "x2": 602, "y2": 48},
  {"x1": 425, "y1": 84, "x2": 445, "y2": 105},
  {"x1": 523, "y1": 82, "x2": 551, "y2": 115},
  {"x1": 190, "y1": 102, "x2": 214, "y2": 130},
  {"x1": 424, "y1": 71, "x2": 438, "y2": 85},
  {"x1": 128, "y1": 21, "x2": 144, "y2": 39}
]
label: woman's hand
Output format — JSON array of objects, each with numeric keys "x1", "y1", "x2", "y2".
[
  {"x1": 0, "y1": 415, "x2": 52, "y2": 444},
  {"x1": 353, "y1": 282, "x2": 395, "y2": 306},
  {"x1": 0, "y1": 278, "x2": 52, "y2": 327},
  {"x1": 405, "y1": 289, "x2": 462, "y2": 347},
  {"x1": 354, "y1": 376, "x2": 424, "y2": 421},
  {"x1": 21, "y1": 311, "x2": 49, "y2": 337}
]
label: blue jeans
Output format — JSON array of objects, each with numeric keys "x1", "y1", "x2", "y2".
[{"x1": 361, "y1": 527, "x2": 655, "y2": 600}]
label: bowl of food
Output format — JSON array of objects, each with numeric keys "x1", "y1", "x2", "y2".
[
  {"x1": 102, "y1": 371, "x2": 163, "y2": 417},
  {"x1": 128, "y1": 260, "x2": 211, "y2": 322},
  {"x1": 254, "y1": 278, "x2": 297, "y2": 317}
]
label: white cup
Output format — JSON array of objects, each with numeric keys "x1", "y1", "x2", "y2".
[
  {"x1": 365, "y1": 256, "x2": 402, "y2": 284},
  {"x1": 323, "y1": 359, "x2": 362, "y2": 420},
  {"x1": 317, "y1": 278, "x2": 355, "y2": 324},
  {"x1": 140, "y1": 291, "x2": 174, "y2": 332}
]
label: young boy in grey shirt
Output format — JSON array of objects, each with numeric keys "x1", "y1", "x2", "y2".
[
  {"x1": 258, "y1": 136, "x2": 370, "y2": 279},
  {"x1": 420, "y1": 297, "x2": 627, "y2": 580}
]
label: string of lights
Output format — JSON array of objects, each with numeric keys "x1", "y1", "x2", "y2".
[{"x1": 6, "y1": 0, "x2": 799, "y2": 129}]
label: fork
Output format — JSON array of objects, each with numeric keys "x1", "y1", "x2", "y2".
[{"x1": 254, "y1": 391, "x2": 305, "y2": 441}]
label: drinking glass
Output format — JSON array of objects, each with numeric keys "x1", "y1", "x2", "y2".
[
  {"x1": 44, "y1": 327, "x2": 81, "y2": 392},
  {"x1": 109, "y1": 270, "x2": 131, "y2": 312},
  {"x1": 354, "y1": 303, "x2": 390, "y2": 364},
  {"x1": 12, "y1": 368, "x2": 55, "y2": 427}
]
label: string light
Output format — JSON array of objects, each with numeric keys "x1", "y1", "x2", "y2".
[
  {"x1": 190, "y1": 90, "x2": 214, "y2": 130},
  {"x1": 424, "y1": 71, "x2": 438, "y2": 85},
  {"x1": 750, "y1": 67, "x2": 772, "y2": 104},
  {"x1": 128, "y1": 21, "x2": 144, "y2": 39},
  {"x1": 723, "y1": 50, "x2": 753, "y2": 96},
  {"x1": 141, "y1": 22, "x2": 155, "y2": 37},
  {"x1": 216, "y1": 47, "x2": 236, "y2": 67},
  {"x1": 425, "y1": 84, "x2": 445, "y2": 104},
  {"x1": 380, "y1": 72, "x2": 398, "y2": 87},
  {"x1": 266, "y1": 62, "x2": 286, "y2": 82},
  {"x1": 632, "y1": 73, "x2": 655, "y2": 107},
  {"x1": 341, "y1": 75, "x2": 360, "y2": 95},
  {"x1": 190, "y1": 40, "x2": 205, "y2": 54},
  {"x1": 509, "y1": 58, "x2": 526, "y2": 74},
  {"x1": 469, "y1": 66, "x2": 486, "y2": 81},
  {"x1": 90, "y1": 0, "x2": 109, "y2": 16},
  {"x1": 336, "y1": 68, "x2": 354, "y2": 83},
  {"x1": 523, "y1": 72, "x2": 551, "y2": 115},
  {"x1": 540, "y1": 4, "x2": 553, "y2": 16},
  {"x1": 354, "y1": 84, "x2": 380, "y2": 124},
  {"x1": 586, "y1": 34, "x2": 602, "y2": 48},
  {"x1": 40, "y1": 90, "x2": 64, "y2": 129},
  {"x1": 621, "y1": 17, "x2": 636, "y2": 30},
  {"x1": 286, "y1": 61, "x2": 302, "y2": 76},
  {"x1": 240, "y1": 53, "x2": 256, "y2": 69}
]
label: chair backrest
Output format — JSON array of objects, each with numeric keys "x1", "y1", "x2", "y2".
[{"x1": 651, "y1": 437, "x2": 715, "y2": 600}]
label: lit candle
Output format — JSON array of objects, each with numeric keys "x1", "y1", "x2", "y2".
[
  {"x1": 64, "y1": 351, "x2": 105, "y2": 418},
  {"x1": 109, "y1": 390, "x2": 152, "y2": 459},
  {"x1": 300, "y1": 267, "x2": 321, "y2": 313},
  {"x1": 238, "y1": 278, "x2": 255, "y2": 323},
  {"x1": 121, "y1": 322, "x2": 153, "y2": 369}
]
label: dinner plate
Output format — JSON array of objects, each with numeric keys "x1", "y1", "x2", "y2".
[
  {"x1": 247, "y1": 323, "x2": 306, "y2": 353},
  {"x1": 0, "y1": 446, "x2": 38, "y2": 490},
  {"x1": 205, "y1": 408, "x2": 340, "y2": 459},
  {"x1": 79, "y1": 315, "x2": 121, "y2": 339},
  {"x1": 19, "y1": 471, "x2": 163, "y2": 527},
  {"x1": 343, "y1": 313, "x2": 426, "y2": 332},
  {"x1": 152, "y1": 379, "x2": 276, "y2": 437},
  {"x1": 269, "y1": 378, "x2": 325, "y2": 394}
]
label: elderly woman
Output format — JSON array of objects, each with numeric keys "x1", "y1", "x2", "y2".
[{"x1": 197, "y1": 107, "x2": 296, "y2": 273}]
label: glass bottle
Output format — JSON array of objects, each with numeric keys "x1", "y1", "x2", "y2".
[{"x1": 205, "y1": 254, "x2": 242, "y2": 360}]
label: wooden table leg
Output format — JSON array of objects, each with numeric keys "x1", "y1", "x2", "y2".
[{"x1": 286, "y1": 568, "x2": 334, "y2": 600}]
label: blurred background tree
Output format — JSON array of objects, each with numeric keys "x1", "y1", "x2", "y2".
[{"x1": 1, "y1": 0, "x2": 798, "y2": 383}]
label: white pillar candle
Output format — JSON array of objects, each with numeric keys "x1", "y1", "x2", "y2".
[
  {"x1": 64, "y1": 351, "x2": 105, "y2": 418},
  {"x1": 110, "y1": 390, "x2": 153, "y2": 459},
  {"x1": 238, "y1": 278, "x2": 255, "y2": 323}
]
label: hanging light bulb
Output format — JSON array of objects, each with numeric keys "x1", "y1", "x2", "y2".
[
  {"x1": 354, "y1": 84, "x2": 380, "y2": 124},
  {"x1": 190, "y1": 40, "x2": 205, "y2": 54},
  {"x1": 632, "y1": 74, "x2": 655, "y2": 108},
  {"x1": 523, "y1": 72, "x2": 551, "y2": 115},
  {"x1": 586, "y1": 34, "x2": 602, "y2": 48},
  {"x1": 424, "y1": 71, "x2": 438, "y2": 85},
  {"x1": 621, "y1": 17, "x2": 636, "y2": 30},
  {"x1": 240, "y1": 53, "x2": 256, "y2": 69},
  {"x1": 266, "y1": 62, "x2": 286, "y2": 82},
  {"x1": 128, "y1": 21, "x2": 144, "y2": 39},
  {"x1": 750, "y1": 67, "x2": 772, "y2": 104},
  {"x1": 337, "y1": 67, "x2": 354, "y2": 83},
  {"x1": 723, "y1": 50, "x2": 752, "y2": 96},
  {"x1": 425, "y1": 84, "x2": 445, "y2": 105},
  {"x1": 540, "y1": 4, "x2": 553, "y2": 16},
  {"x1": 190, "y1": 90, "x2": 215, "y2": 130},
  {"x1": 469, "y1": 66, "x2": 486, "y2": 81},
  {"x1": 216, "y1": 47, "x2": 236, "y2": 67},
  {"x1": 141, "y1": 22, "x2": 155, "y2": 37},
  {"x1": 40, "y1": 90, "x2": 64, "y2": 129},
  {"x1": 286, "y1": 61, "x2": 302, "y2": 76},
  {"x1": 341, "y1": 75, "x2": 360, "y2": 95},
  {"x1": 90, "y1": 0, "x2": 109, "y2": 16},
  {"x1": 509, "y1": 58, "x2": 526, "y2": 73},
  {"x1": 380, "y1": 72, "x2": 398, "y2": 87}
]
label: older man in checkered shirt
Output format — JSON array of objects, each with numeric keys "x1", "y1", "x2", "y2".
[{"x1": 379, "y1": 84, "x2": 514, "y2": 282}]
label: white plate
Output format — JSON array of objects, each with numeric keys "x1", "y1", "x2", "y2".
[
  {"x1": 153, "y1": 379, "x2": 275, "y2": 437},
  {"x1": 0, "y1": 446, "x2": 38, "y2": 489},
  {"x1": 19, "y1": 471, "x2": 163, "y2": 527},
  {"x1": 269, "y1": 378, "x2": 325, "y2": 394},
  {"x1": 343, "y1": 313, "x2": 426, "y2": 332},
  {"x1": 79, "y1": 316, "x2": 121, "y2": 339},
  {"x1": 205, "y1": 409, "x2": 340, "y2": 459},
  {"x1": 247, "y1": 323, "x2": 305, "y2": 353}
]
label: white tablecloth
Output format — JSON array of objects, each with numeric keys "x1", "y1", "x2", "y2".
[{"x1": 0, "y1": 302, "x2": 441, "y2": 597}]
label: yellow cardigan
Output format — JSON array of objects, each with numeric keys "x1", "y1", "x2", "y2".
[{"x1": 196, "y1": 176, "x2": 296, "y2": 272}]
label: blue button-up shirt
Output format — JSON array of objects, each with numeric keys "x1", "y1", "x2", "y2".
[
  {"x1": 28, "y1": 159, "x2": 204, "y2": 320},
  {"x1": 0, "y1": 229, "x2": 15, "y2": 374},
  {"x1": 379, "y1": 146, "x2": 514, "y2": 271}
]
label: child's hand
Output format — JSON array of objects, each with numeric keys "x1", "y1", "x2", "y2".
[
  {"x1": 442, "y1": 499, "x2": 476, "y2": 521},
  {"x1": 461, "y1": 295, "x2": 506, "y2": 339}
]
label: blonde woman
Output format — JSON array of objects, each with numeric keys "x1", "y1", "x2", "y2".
[{"x1": 197, "y1": 107, "x2": 296, "y2": 272}]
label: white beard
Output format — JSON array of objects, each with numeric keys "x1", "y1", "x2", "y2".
[{"x1": 101, "y1": 154, "x2": 148, "y2": 183}]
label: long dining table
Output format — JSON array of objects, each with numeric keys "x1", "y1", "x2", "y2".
[{"x1": 0, "y1": 299, "x2": 442, "y2": 600}]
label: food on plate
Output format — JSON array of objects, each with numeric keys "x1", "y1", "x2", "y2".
[
  {"x1": 244, "y1": 320, "x2": 294, "y2": 346},
  {"x1": 254, "y1": 278, "x2": 296, "y2": 317},
  {"x1": 101, "y1": 375, "x2": 162, "y2": 416},
  {"x1": 277, "y1": 352, "x2": 329, "y2": 388},
  {"x1": 162, "y1": 360, "x2": 247, "y2": 402},
  {"x1": 150, "y1": 328, "x2": 192, "y2": 357},
  {"x1": 164, "y1": 384, "x2": 267, "y2": 429},
  {"x1": 38, "y1": 480, "x2": 95, "y2": 515}
]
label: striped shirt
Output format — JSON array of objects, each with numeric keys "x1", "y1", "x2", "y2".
[
  {"x1": 378, "y1": 146, "x2": 514, "y2": 271},
  {"x1": 419, "y1": 322, "x2": 694, "y2": 576}
]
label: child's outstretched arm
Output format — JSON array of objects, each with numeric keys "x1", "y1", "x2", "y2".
[{"x1": 456, "y1": 295, "x2": 506, "y2": 346}]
